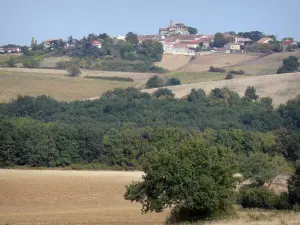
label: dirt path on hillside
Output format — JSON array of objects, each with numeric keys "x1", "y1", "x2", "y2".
[{"x1": 0, "y1": 169, "x2": 167, "y2": 225}]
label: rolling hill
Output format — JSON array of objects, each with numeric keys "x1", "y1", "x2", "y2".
[{"x1": 142, "y1": 72, "x2": 300, "y2": 106}]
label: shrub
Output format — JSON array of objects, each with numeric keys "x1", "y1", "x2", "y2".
[
  {"x1": 276, "y1": 192, "x2": 290, "y2": 210},
  {"x1": 22, "y1": 57, "x2": 40, "y2": 68},
  {"x1": 225, "y1": 73, "x2": 233, "y2": 80},
  {"x1": 277, "y1": 56, "x2": 299, "y2": 74},
  {"x1": 166, "y1": 77, "x2": 181, "y2": 86},
  {"x1": 6, "y1": 56, "x2": 16, "y2": 67},
  {"x1": 56, "y1": 60, "x2": 68, "y2": 69},
  {"x1": 245, "y1": 86, "x2": 259, "y2": 100},
  {"x1": 229, "y1": 69, "x2": 245, "y2": 75},
  {"x1": 288, "y1": 165, "x2": 300, "y2": 207},
  {"x1": 153, "y1": 88, "x2": 175, "y2": 99},
  {"x1": 238, "y1": 186, "x2": 279, "y2": 209},
  {"x1": 145, "y1": 76, "x2": 164, "y2": 88},
  {"x1": 209, "y1": 66, "x2": 226, "y2": 73},
  {"x1": 85, "y1": 76, "x2": 133, "y2": 82},
  {"x1": 66, "y1": 64, "x2": 81, "y2": 77}
]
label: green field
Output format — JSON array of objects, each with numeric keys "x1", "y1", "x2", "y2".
[{"x1": 0, "y1": 70, "x2": 136, "y2": 102}]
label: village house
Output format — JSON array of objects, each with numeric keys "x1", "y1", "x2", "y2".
[
  {"x1": 280, "y1": 40, "x2": 298, "y2": 51},
  {"x1": 159, "y1": 20, "x2": 190, "y2": 37},
  {"x1": 235, "y1": 37, "x2": 252, "y2": 45},
  {"x1": 224, "y1": 43, "x2": 241, "y2": 51},
  {"x1": 92, "y1": 40, "x2": 102, "y2": 48},
  {"x1": 257, "y1": 37, "x2": 274, "y2": 44}
]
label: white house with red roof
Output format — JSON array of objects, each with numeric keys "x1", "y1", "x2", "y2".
[
  {"x1": 280, "y1": 40, "x2": 298, "y2": 51},
  {"x1": 92, "y1": 40, "x2": 102, "y2": 48}
]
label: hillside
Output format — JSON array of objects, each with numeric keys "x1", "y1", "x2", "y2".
[
  {"x1": 227, "y1": 50, "x2": 300, "y2": 75},
  {"x1": 180, "y1": 53, "x2": 261, "y2": 72},
  {"x1": 154, "y1": 54, "x2": 192, "y2": 71},
  {"x1": 0, "y1": 69, "x2": 137, "y2": 102},
  {"x1": 142, "y1": 72, "x2": 300, "y2": 106}
]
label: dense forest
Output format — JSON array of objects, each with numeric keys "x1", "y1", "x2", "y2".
[{"x1": 0, "y1": 86, "x2": 300, "y2": 169}]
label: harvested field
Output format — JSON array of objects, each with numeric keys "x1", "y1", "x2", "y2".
[
  {"x1": 0, "y1": 70, "x2": 136, "y2": 102},
  {"x1": 226, "y1": 49, "x2": 300, "y2": 75},
  {"x1": 142, "y1": 72, "x2": 300, "y2": 106},
  {"x1": 165, "y1": 71, "x2": 252, "y2": 84},
  {"x1": 0, "y1": 169, "x2": 167, "y2": 225},
  {"x1": 181, "y1": 53, "x2": 260, "y2": 72},
  {"x1": 154, "y1": 54, "x2": 192, "y2": 71},
  {"x1": 40, "y1": 56, "x2": 72, "y2": 68},
  {"x1": 1, "y1": 169, "x2": 300, "y2": 225},
  {"x1": 0, "y1": 67, "x2": 155, "y2": 82}
]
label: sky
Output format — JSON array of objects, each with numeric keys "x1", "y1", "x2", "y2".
[{"x1": 1, "y1": 0, "x2": 300, "y2": 46}]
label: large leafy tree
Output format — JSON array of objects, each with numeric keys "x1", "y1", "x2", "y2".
[
  {"x1": 213, "y1": 33, "x2": 230, "y2": 48},
  {"x1": 186, "y1": 26, "x2": 198, "y2": 35},
  {"x1": 237, "y1": 31, "x2": 264, "y2": 42},
  {"x1": 277, "y1": 56, "x2": 299, "y2": 74},
  {"x1": 138, "y1": 40, "x2": 164, "y2": 62},
  {"x1": 124, "y1": 137, "x2": 236, "y2": 220},
  {"x1": 145, "y1": 76, "x2": 164, "y2": 88},
  {"x1": 125, "y1": 32, "x2": 139, "y2": 45}
]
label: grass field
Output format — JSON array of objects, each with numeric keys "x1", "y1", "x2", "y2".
[
  {"x1": 0, "y1": 70, "x2": 136, "y2": 102},
  {"x1": 142, "y1": 72, "x2": 300, "y2": 106},
  {"x1": 226, "y1": 50, "x2": 300, "y2": 75},
  {"x1": 0, "y1": 53, "x2": 21, "y2": 65},
  {"x1": 1, "y1": 169, "x2": 300, "y2": 225},
  {"x1": 165, "y1": 71, "x2": 252, "y2": 84}
]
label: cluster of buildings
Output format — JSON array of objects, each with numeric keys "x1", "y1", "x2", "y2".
[{"x1": 0, "y1": 47, "x2": 21, "y2": 54}]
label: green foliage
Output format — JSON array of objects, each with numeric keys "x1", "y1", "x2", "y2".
[
  {"x1": 240, "y1": 152, "x2": 281, "y2": 187},
  {"x1": 145, "y1": 76, "x2": 164, "y2": 88},
  {"x1": 56, "y1": 60, "x2": 68, "y2": 69},
  {"x1": 125, "y1": 32, "x2": 139, "y2": 45},
  {"x1": 124, "y1": 136, "x2": 236, "y2": 221},
  {"x1": 85, "y1": 76, "x2": 133, "y2": 82},
  {"x1": 165, "y1": 77, "x2": 181, "y2": 86},
  {"x1": 229, "y1": 69, "x2": 245, "y2": 75},
  {"x1": 238, "y1": 186, "x2": 284, "y2": 210},
  {"x1": 120, "y1": 43, "x2": 135, "y2": 59},
  {"x1": 288, "y1": 165, "x2": 300, "y2": 207},
  {"x1": 225, "y1": 73, "x2": 233, "y2": 80},
  {"x1": 6, "y1": 56, "x2": 16, "y2": 67},
  {"x1": 209, "y1": 66, "x2": 226, "y2": 73},
  {"x1": 237, "y1": 31, "x2": 265, "y2": 42},
  {"x1": 22, "y1": 56, "x2": 42, "y2": 68},
  {"x1": 277, "y1": 56, "x2": 299, "y2": 74},
  {"x1": 138, "y1": 40, "x2": 164, "y2": 62},
  {"x1": 186, "y1": 26, "x2": 198, "y2": 35},
  {"x1": 213, "y1": 33, "x2": 231, "y2": 48},
  {"x1": 66, "y1": 64, "x2": 81, "y2": 77},
  {"x1": 245, "y1": 86, "x2": 259, "y2": 100},
  {"x1": 153, "y1": 88, "x2": 175, "y2": 99}
]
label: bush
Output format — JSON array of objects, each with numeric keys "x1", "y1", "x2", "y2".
[
  {"x1": 22, "y1": 57, "x2": 41, "y2": 68},
  {"x1": 66, "y1": 64, "x2": 81, "y2": 77},
  {"x1": 166, "y1": 77, "x2": 181, "y2": 86},
  {"x1": 238, "y1": 187, "x2": 279, "y2": 210},
  {"x1": 225, "y1": 73, "x2": 233, "y2": 80},
  {"x1": 6, "y1": 56, "x2": 16, "y2": 67},
  {"x1": 228, "y1": 69, "x2": 245, "y2": 75},
  {"x1": 153, "y1": 88, "x2": 175, "y2": 99},
  {"x1": 209, "y1": 66, "x2": 226, "y2": 73},
  {"x1": 277, "y1": 56, "x2": 299, "y2": 74},
  {"x1": 56, "y1": 60, "x2": 68, "y2": 69},
  {"x1": 85, "y1": 76, "x2": 133, "y2": 82},
  {"x1": 145, "y1": 76, "x2": 164, "y2": 88}
]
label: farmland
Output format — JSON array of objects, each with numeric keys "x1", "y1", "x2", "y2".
[
  {"x1": 0, "y1": 69, "x2": 137, "y2": 102},
  {"x1": 142, "y1": 72, "x2": 300, "y2": 106},
  {"x1": 1, "y1": 169, "x2": 300, "y2": 225}
]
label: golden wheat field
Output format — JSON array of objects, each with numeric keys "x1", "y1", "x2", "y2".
[{"x1": 1, "y1": 169, "x2": 300, "y2": 225}]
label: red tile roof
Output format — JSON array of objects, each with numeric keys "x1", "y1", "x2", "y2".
[
  {"x1": 92, "y1": 40, "x2": 102, "y2": 45},
  {"x1": 281, "y1": 40, "x2": 295, "y2": 45}
]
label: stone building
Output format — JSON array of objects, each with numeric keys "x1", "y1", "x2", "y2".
[{"x1": 159, "y1": 20, "x2": 190, "y2": 37}]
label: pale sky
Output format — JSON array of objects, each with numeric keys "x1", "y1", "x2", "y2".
[{"x1": 1, "y1": 0, "x2": 300, "y2": 45}]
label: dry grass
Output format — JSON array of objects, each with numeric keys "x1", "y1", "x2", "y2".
[
  {"x1": 1, "y1": 169, "x2": 300, "y2": 225},
  {"x1": 155, "y1": 54, "x2": 192, "y2": 71},
  {"x1": 181, "y1": 53, "x2": 260, "y2": 72},
  {"x1": 0, "y1": 53, "x2": 21, "y2": 64},
  {"x1": 142, "y1": 72, "x2": 300, "y2": 106},
  {"x1": 227, "y1": 50, "x2": 300, "y2": 75},
  {"x1": 0, "y1": 70, "x2": 136, "y2": 102},
  {"x1": 165, "y1": 71, "x2": 252, "y2": 84},
  {"x1": 0, "y1": 169, "x2": 167, "y2": 225}
]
